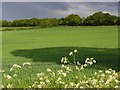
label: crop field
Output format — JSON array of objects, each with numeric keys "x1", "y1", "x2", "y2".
[{"x1": 2, "y1": 26, "x2": 119, "y2": 88}]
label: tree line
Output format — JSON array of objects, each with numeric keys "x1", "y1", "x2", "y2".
[{"x1": 1, "y1": 12, "x2": 120, "y2": 27}]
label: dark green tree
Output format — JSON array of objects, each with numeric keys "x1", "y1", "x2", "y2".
[{"x1": 64, "y1": 14, "x2": 82, "y2": 26}]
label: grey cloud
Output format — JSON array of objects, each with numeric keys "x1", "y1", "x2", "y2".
[
  {"x1": 2, "y1": 2, "x2": 118, "y2": 21},
  {"x1": 2, "y1": 0, "x2": 120, "y2": 2}
]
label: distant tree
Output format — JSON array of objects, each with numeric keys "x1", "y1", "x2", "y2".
[
  {"x1": 1, "y1": 12, "x2": 119, "y2": 27},
  {"x1": 0, "y1": 20, "x2": 2, "y2": 27},
  {"x1": 27, "y1": 18, "x2": 39, "y2": 26},
  {"x1": 116, "y1": 17, "x2": 120, "y2": 25},
  {"x1": 64, "y1": 14, "x2": 82, "y2": 26},
  {"x1": 2, "y1": 20, "x2": 11, "y2": 27},
  {"x1": 39, "y1": 18, "x2": 59, "y2": 27},
  {"x1": 83, "y1": 12, "x2": 118, "y2": 26}
]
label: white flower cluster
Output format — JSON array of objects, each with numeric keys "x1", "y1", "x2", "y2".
[
  {"x1": 10, "y1": 64, "x2": 21, "y2": 72},
  {"x1": 23, "y1": 62, "x2": 31, "y2": 66},
  {"x1": 0, "y1": 70, "x2": 5, "y2": 73},
  {"x1": 74, "y1": 58, "x2": 96, "y2": 71},
  {"x1": 85, "y1": 58, "x2": 96, "y2": 65},
  {"x1": 1, "y1": 57, "x2": 119, "y2": 88},
  {"x1": 28, "y1": 66, "x2": 119, "y2": 88},
  {"x1": 4, "y1": 74, "x2": 12, "y2": 80},
  {"x1": 69, "y1": 49, "x2": 78, "y2": 56},
  {"x1": 61, "y1": 56, "x2": 69, "y2": 64}
]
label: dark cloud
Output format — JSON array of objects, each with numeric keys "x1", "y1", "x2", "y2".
[
  {"x1": 2, "y1": 2, "x2": 118, "y2": 21},
  {"x1": 29, "y1": 2, "x2": 69, "y2": 10}
]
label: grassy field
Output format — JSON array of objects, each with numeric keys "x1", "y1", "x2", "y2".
[{"x1": 2, "y1": 26, "x2": 119, "y2": 87}]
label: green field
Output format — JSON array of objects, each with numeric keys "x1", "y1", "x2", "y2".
[{"x1": 2, "y1": 26, "x2": 119, "y2": 87}]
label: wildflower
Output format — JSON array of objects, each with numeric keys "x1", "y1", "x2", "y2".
[
  {"x1": 47, "y1": 68, "x2": 52, "y2": 72},
  {"x1": 99, "y1": 70, "x2": 103, "y2": 73},
  {"x1": 85, "y1": 58, "x2": 89, "y2": 63},
  {"x1": 77, "y1": 61, "x2": 81, "y2": 65},
  {"x1": 101, "y1": 74, "x2": 105, "y2": 77},
  {"x1": 75, "y1": 83, "x2": 80, "y2": 88},
  {"x1": 7, "y1": 84, "x2": 12, "y2": 88},
  {"x1": 62, "y1": 72, "x2": 67, "y2": 77},
  {"x1": 57, "y1": 77, "x2": 62, "y2": 81},
  {"x1": 80, "y1": 86, "x2": 84, "y2": 88},
  {"x1": 6, "y1": 75, "x2": 12, "y2": 80},
  {"x1": 105, "y1": 70, "x2": 111, "y2": 74},
  {"x1": 61, "y1": 57, "x2": 69, "y2": 64},
  {"x1": 13, "y1": 74, "x2": 17, "y2": 77},
  {"x1": 40, "y1": 81, "x2": 45, "y2": 85},
  {"x1": 109, "y1": 68, "x2": 112, "y2": 71},
  {"x1": 39, "y1": 77, "x2": 43, "y2": 80},
  {"x1": 93, "y1": 60, "x2": 96, "y2": 63},
  {"x1": 74, "y1": 49, "x2": 78, "y2": 53},
  {"x1": 80, "y1": 65, "x2": 84, "y2": 70},
  {"x1": 10, "y1": 64, "x2": 21, "y2": 72},
  {"x1": 66, "y1": 66, "x2": 72, "y2": 72},
  {"x1": 0, "y1": 85, "x2": 4, "y2": 89},
  {"x1": 23, "y1": 62, "x2": 31, "y2": 66},
  {"x1": 75, "y1": 76, "x2": 79, "y2": 79},
  {"x1": 94, "y1": 72, "x2": 97, "y2": 75},
  {"x1": 75, "y1": 66, "x2": 80, "y2": 71},
  {"x1": 0, "y1": 70, "x2": 4, "y2": 73},
  {"x1": 61, "y1": 57, "x2": 64, "y2": 63},
  {"x1": 89, "y1": 62, "x2": 93, "y2": 65},
  {"x1": 90, "y1": 58, "x2": 94, "y2": 60},
  {"x1": 114, "y1": 86, "x2": 119, "y2": 88},
  {"x1": 65, "y1": 84, "x2": 68, "y2": 88},
  {"x1": 61, "y1": 64, "x2": 65, "y2": 68},
  {"x1": 37, "y1": 72, "x2": 45, "y2": 77},
  {"x1": 28, "y1": 86, "x2": 31, "y2": 88},
  {"x1": 13, "y1": 64, "x2": 21, "y2": 68},
  {"x1": 32, "y1": 84, "x2": 35, "y2": 88},
  {"x1": 115, "y1": 80, "x2": 119, "y2": 83},
  {"x1": 59, "y1": 81, "x2": 65, "y2": 84},
  {"x1": 86, "y1": 58, "x2": 89, "y2": 61},
  {"x1": 64, "y1": 57, "x2": 68, "y2": 61},
  {"x1": 70, "y1": 82, "x2": 74, "y2": 86},
  {"x1": 38, "y1": 84, "x2": 42, "y2": 88},
  {"x1": 83, "y1": 64, "x2": 87, "y2": 67},
  {"x1": 34, "y1": 81, "x2": 38, "y2": 84},
  {"x1": 69, "y1": 52, "x2": 73, "y2": 56},
  {"x1": 10, "y1": 67, "x2": 13, "y2": 72},
  {"x1": 46, "y1": 79, "x2": 50, "y2": 83},
  {"x1": 58, "y1": 70, "x2": 63, "y2": 75},
  {"x1": 83, "y1": 75, "x2": 86, "y2": 78}
]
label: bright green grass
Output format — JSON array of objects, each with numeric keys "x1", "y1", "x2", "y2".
[{"x1": 2, "y1": 26, "x2": 118, "y2": 87}]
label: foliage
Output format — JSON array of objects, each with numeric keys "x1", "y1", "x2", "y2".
[
  {"x1": 2, "y1": 26, "x2": 118, "y2": 87},
  {"x1": 63, "y1": 14, "x2": 82, "y2": 26},
  {"x1": 83, "y1": 12, "x2": 118, "y2": 26},
  {"x1": 1, "y1": 50, "x2": 120, "y2": 88},
  {"x1": 1, "y1": 12, "x2": 120, "y2": 27}
]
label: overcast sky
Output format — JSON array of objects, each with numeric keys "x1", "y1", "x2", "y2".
[
  {"x1": 2, "y1": 0, "x2": 120, "y2": 2},
  {"x1": 2, "y1": 2, "x2": 118, "y2": 21}
]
